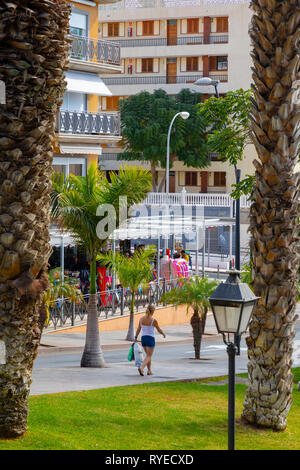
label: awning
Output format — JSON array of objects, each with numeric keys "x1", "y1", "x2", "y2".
[
  {"x1": 60, "y1": 143, "x2": 102, "y2": 155},
  {"x1": 65, "y1": 71, "x2": 112, "y2": 96},
  {"x1": 110, "y1": 216, "x2": 235, "y2": 241},
  {"x1": 50, "y1": 230, "x2": 77, "y2": 247}
]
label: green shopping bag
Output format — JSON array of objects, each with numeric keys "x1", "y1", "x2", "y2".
[{"x1": 128, "y1": 343, "x2": 135, "y2": 362}]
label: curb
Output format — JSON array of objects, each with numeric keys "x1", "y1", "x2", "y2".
[{"x1": 37, "y1": 333, "x2": 220, "y2": 355}]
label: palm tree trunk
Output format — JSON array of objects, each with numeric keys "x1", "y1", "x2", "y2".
[
  {"x1": 81, "y1": 258, "x2": 105, "y2": 367},
  {"x1": 0, "y1": 0, "x2": 70, "y2": 437},
  {"x1": 126, "y1": 291, "x2": 135, "y2": 341},
  {"x1": 190, "y1": 310, "x2": 202, "y2": 360},
  {"x1": 242, "y1": 0, "x2": 300, "y2": 431}
]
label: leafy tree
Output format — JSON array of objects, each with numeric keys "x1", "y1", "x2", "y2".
[
  {"x1": 197, "y1": 89, "x2": 254, "y2": 199},
  {"x1": 51, "y1": 164, "x2": 152, "y2": 367},
  {"x1": 161, "y1": 277, "x2": 218, "y2": 359},
  {"x1": 97, "y1": 246, "x2": 156, "y2": 341},
  {"x1": 119, "y1": 89, "x2": 211, "y2": 190},
  {"x1": 198, "y1": 89, "x2": 253, "y2": 166}
]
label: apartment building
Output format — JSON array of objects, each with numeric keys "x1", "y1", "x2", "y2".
[
  {"x1": 97, "y1": 0, "x2": 256, "y2": 195},
  {"x1": 54, "y1": 0, "x2": 122, "y2": 179},
  {"x1": 50, "y1": 0, "x2": 122, "y2": 258}
]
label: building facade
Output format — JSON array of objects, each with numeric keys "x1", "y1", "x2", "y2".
[
  {"x1": 54, "y1": 0, "x2": 122, "y2": 178},
  {"x1": 97, "y1": 0, "x2": 256, "y2": 195}
]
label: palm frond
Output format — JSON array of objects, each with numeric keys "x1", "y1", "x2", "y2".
[{"x1": 161, "y1": 277, "x2": 218, "y2": 316}]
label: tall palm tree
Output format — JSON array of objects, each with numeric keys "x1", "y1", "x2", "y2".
[
  {"x1": 0, "y1": 0, "x2": 71, "y2": 438},
  {"x1": 161, "y1": 277, "x2": 217, "y2": 359},
  {"x1": 98, "y1": 246, "x2": 156, "y2": 341},
  {"x1": 242, "y1": 0, "x2": 300, "y2": 431},
  {"x1": 52, "y1": 163, "x2": 152, "y2": 367}
]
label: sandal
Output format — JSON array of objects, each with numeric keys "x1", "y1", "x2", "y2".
[
  {"x1": 138, "y1": 367, "x2": 144, "y2": 376},
  {"x1": 147, "y1": 371, "x2": 153, "y2": 375}
]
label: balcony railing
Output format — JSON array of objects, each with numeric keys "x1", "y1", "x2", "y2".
[
  {"x1": 102, "y1": 74, "x2": 228, "y2": 86},
  {"x1": 99, "y1": 0, "x2": 203, "y2": 11},
  {"x1": 70, "y1": 34, "x2": 121, "y2": 66},
  {"x1": 113, "y1": 35, "x2": 228, "y2": 48},
  {"x1": 141, "y1": 192, "x2": 251, "y2": 209},
  {"x1": 58, "y1": 111, "x2": 121, "y2": 136}
]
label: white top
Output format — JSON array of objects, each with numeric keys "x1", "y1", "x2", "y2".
[{"x1": 140, "y1": 318, "x2": 155, "y2": 338}]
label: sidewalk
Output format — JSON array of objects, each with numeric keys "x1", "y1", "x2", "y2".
[{"x1": 39, "y1": 314, "x2": 219, "y2": 354}]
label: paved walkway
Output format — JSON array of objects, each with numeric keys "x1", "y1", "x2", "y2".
[
  {"x1": 32, "y1": 315, "x2": 228, "y2": 396},
  {"x1": 39, "y1": 314, "x2": 218, "y2": 352},
  {"x1": 32, "y1": 311, "x2": 300, "y2": 396}
]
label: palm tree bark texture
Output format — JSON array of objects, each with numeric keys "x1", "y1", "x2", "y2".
[
  {"x1": 242, "y1": 0, "x2": 300, "y2": 430},
  {"x1": 0, "y1": 0, "x2": 71, "y2": 437}
]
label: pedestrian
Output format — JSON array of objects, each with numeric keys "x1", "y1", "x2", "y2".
[
  {"x1": 181, "y1": 250, "x2": 189, "y2": 262},
  {"x1": 134, "y1": 304, "x2": 166, "y2": 376}
]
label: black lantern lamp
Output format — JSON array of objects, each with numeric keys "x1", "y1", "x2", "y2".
[{"x1": 209, "y1": 270, "x2": 259, "y2": 451}]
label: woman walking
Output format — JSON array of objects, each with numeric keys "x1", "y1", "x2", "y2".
[{"x1": 134, "y1": 304, "x2": 166, "y2": 376}]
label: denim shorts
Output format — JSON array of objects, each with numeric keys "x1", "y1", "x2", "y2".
[{"x1": 141, "y1": 335, "x2": 155, "y2": 348}]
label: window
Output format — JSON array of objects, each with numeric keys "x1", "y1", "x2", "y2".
[
  {"x1": 216, "y1": 17, "x2": 228, "y2": 33},
  {"x1": 53, "y1": 157, "x2": 86, "y2": 178},
  {"x1": 61, "y1": 92, "x2": 87, "y2": 112},
  {"x1": 214, "y1": 172, "x2": 226, "y2": 186},
  {"x1": 185, "y1": 172, "x2": 198, "y2": 186},
  {"x1": 187, "y1": 18, "x2": 199, "y2": 34},
  {"x1": 106, "y1": 96, "x2": 120, "y2": 111},
  {"x1": 217, "y1": 56, "x2": 228, "y2": 70},
  {"x1": 186, "y1": 57, "x2": 199, "y2": 72},
  {"x1": 142, "y1": 58, "x2": 153, "y2": 73},
  {"x1": 143, "y1": 21, "x2": 154, "y2": 36},
  {"x1": 70, "y1": 11, "x2": 87, "y2": 37},
  {"x1": 108, "y1": 22, "x2": 119, "y2": 37},
  {"x1": 209, "y1": 56, "x2": 228, "y2": 71}
]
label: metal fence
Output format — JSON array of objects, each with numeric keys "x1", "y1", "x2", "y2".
[
  {"x1": 113, "y1": 35, "x2": 228, "y2": 48},
  {"x1": 46, "y1": 278, "x2": 178, "y2": 330},
  {"x1": 103, "y1": 74, "x2": 228, "y2": 86}
]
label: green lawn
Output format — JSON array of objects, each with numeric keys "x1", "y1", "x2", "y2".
[{"x1": 0, "y1": 368, "x2": 299, "y2": 450}]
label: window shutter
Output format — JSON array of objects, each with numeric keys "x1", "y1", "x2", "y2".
[
  {"x1": 217, "y1": 17, "x2": 228, "y2": 33},
  {"x1": 154, "y1": 20, "x2": 160, "y2": 35},
  {"x1": 136, "y1": 58, "x2": 142, "y2": 73},
  {"x1": 181, "y1": 57, "x2": 186, "y2": 72},
  {"x1": 181, "y1": 19, "x2": 187, "y2": 34},
  {"x1": 103, "y1": 23, "x2": 108, "y2": 37},
  {"x1": 153, "y1": 58, "x2": 159, "y2": 73},
  {"x1": 211, "y1": 18, "x2": 216, "y2": 33},
  {"x1": 137, "y1": 21, "x2": 142, "y2": 36},
  {"x1": 119, "y1": 22, "x2": 125, "y2": 37},
  {"x1": 209, "y1": 56, "x2": 217, "y2": 71},
  {"x1": 179, "y1": 172, "x2": 185, "y2": 186}
]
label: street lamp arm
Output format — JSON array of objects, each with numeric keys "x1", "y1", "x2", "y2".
[{"x1": 166, "y1": 112, "x2": 189, "y2": 200}]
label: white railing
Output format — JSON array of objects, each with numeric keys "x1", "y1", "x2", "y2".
[
  {"x1": 99, "y1": 0, "x2": 203, "y2": 11},
  {"x1": 141, "y1": 192, "x2": 251, "y2": 208}
]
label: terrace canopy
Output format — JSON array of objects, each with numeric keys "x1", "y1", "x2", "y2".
[{"x1": 111, "y1": 215, "x2": 235, "y2": 278}]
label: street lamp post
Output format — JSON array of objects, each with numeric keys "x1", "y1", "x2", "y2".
[
  {"x1": 166, "y1": 111, "x2": 190, "y2": 203},
  {"x1": 194, "y1": 77, "x2": 241, "y2": 271},
  {"x1": 209, "y1": 270, "x2": 259, "y2": 450}
]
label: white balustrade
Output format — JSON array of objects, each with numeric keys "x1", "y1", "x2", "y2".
[{"x1": 140, "y1": 192, "x2": 251, "y2": 209}]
